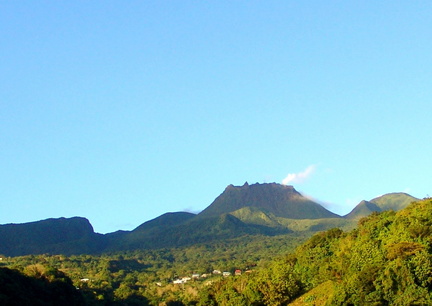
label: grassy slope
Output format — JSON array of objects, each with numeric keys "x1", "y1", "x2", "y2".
[
  {"x1": 289, "y1": 280, "x2": 336, "y2": 306},
  {"x1": 230, "y1": 206, "x2": 356, "y2": 232},
  {"x1": 345, "y1": 193, "x2": 419, "y2": 220},
  {"x1": 370, "y1": 192, "x2": 418, "y2": 211}
]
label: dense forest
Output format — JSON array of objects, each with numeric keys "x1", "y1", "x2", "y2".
[
  {"x1": 2, "y1": 198, "x2": 431, "y2": 305},
  {"x1": 0, "y1": 233, "x2": 307, "y2": 305}
]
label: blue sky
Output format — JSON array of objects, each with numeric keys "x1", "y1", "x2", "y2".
[{"x1": 1, "y1": 1, "x2": 431, "y2": 233}]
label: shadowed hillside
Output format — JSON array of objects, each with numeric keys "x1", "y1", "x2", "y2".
[{"x1": 0, "y1": 217, "x2": 105, "y2": 256}]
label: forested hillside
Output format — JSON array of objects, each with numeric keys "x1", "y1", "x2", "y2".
[
  {"x1": 199, "y1": 197, "x2": 432, "y2": 305},
  {"x1": 0, "y1": 233, "x2": 308, "y2": 305},
  {"x1": 2, "y1": 198, "x2": 430, "y2": 305}
]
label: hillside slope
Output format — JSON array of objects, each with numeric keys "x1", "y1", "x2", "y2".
[
  {"x1": 289, "y1": 197, "x2": 432, "y2": 305},
  {"x1": 201, "y1": 198, "x2": 432, "y2": 305},
  {"x1": 105, "y1": 212, "x2": 291, "y2": 252},
  {"x1": 370, "y1": 192, "x2": 418, "y2": 210}
]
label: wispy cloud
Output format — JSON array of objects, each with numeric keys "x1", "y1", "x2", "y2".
[
  {"x1": 282, "y1": 165, "x2": 316, "y2": 185},
  {"x1": 182, "y1": 207, "x2": 202, "y2": 214},
  {"x1": 403, "y1": 187, "x2": 412, "y2": 194}
]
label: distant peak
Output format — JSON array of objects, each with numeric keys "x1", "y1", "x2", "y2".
[
  {"x1": 225, "y1": 184, "x2": 235, "y2": 191},
  {"x1": 200, "y1": 182, "x2": 337, "y2": 219},
  {"x1": 226, "y1": 182, "x2": 296, "y2": 190}
]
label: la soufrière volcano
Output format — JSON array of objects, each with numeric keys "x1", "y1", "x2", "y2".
[{"x1": 0, "y1": 183, "x2": 418, "y2": 256}]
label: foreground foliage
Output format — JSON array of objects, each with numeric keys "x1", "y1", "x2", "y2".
[
  {"x1": 0, "y1": 266, "x2": 85, "y2": 305},
  {"x1": 0, "y1": 234, "x2": 306, "y2": 305}
]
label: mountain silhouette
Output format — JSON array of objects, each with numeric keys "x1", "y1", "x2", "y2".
[
  {"x1": 0, "y1": 184, "x2": 418, "y2": 256},
  {"x1": 0, "y1": 217, "x2": 105, "y2": 256}
]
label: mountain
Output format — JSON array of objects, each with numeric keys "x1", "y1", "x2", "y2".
[
  {"x1": 344, "y1": 192, "x2": 419, "y2": 219},
  {"x1": 105, "y1": 212, "x2": 198, "y2": 250},
  {"x1": 344, "y1": 200, "x2": 381, "y2": 219},
  {"x1": 103, "y1": 183, "x2": 339, "y2": 251},
  {"x1": 369, "y1": 192, "x2": 418, "y2": 210},
  {"x1": 206, "y1": 197, "x2": 432, "y2": 306},
  {"x1": 0, "y1": 184, "x2": 419, "y2": 257},
  {"x1": 198, "y1": 182, "x2": 340, "y2": 219},
  {"x1": 105, "y1": 212, "x2": 291, "y2": 252},
  {"x1": 0, "y1": 217, "x2": 105, "y2": 256}
]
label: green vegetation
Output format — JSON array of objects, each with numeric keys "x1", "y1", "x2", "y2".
[
  {"x1": 198, "y1": 183, "x2": 340, "y2": 219},
  {"x1": 197, "y1": 197, "x2": 432, "y2": 305},
  {"x1": 369, "y1": 192, "x2": 418, "y2": 211},
  {"x1": 2, "y1": 198, "x2": 431, "y2": 305},
  {"x1": 344, "y1": 192, "x2": 417, "y2": 220},
  {"x1": 1, "y1": 185, "x2": 417, "y2": 258},
  {"x1": 0, "y1": 266, "x2": 85, "y2": 305},
  {"x1": 0, "y1": 217, "x2": 105, "y2": 257},
  {"x1": 0, "y1": 233, "x2": 307, "y2": 305},
  {"x1": 0, "y1": 185, "x2": 426, "y2": 305}
]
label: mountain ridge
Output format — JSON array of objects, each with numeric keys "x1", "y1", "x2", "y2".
[
  {"x1": 0, "y1": 217, "x2": 106, "y2": 256},
  {"x1": 344, "y1": 192, "x2": 418, "y2": 219},
  {"x1": 0, "y1": 183, "x2": 419, "y2": 256}
]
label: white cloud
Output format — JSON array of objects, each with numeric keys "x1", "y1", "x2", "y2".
[
  {"x1": 282, "y1": 165, "x2": 316, "y2": 185},
  {"x1": 182, "y1": 207, "x2": 202, "y2": 214},
  {"x1": 403, "y1": 187, "x2": 412, "y2": 194}
]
